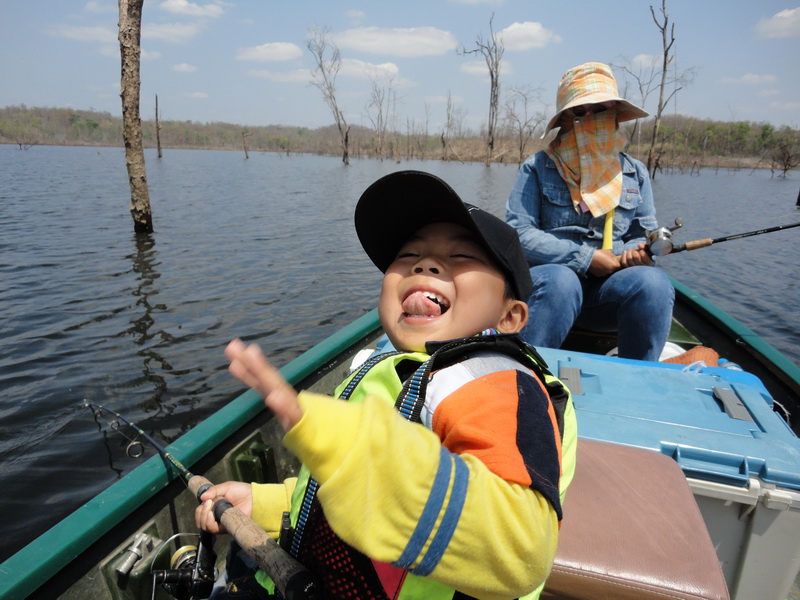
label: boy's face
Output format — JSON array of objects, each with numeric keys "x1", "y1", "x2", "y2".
[{"x1": 378, "y1": 222, "x2": 528, "y2": 353}]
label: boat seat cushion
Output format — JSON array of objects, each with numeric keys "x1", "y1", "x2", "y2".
[{"x1": 542, "y1": 439, "x2": 729, "y2": 600}]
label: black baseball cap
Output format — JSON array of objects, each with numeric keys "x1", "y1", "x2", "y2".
[{"x1": 354, "y1": 170, "x2": 533, "y2": 301}]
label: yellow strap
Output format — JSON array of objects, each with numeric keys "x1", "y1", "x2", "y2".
[{"x1": 602, "y1": 209, "x2": 614, "y2": 250}]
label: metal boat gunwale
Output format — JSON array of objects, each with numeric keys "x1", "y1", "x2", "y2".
[{"x1": 669, "y1": 276, "x2": 800, "y2": 398}]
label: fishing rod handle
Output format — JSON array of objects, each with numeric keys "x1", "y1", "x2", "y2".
[
  {"x1": 682, "y1": 238, "x2": 713, "y2": 252},
  {"x1": 187, "y1": 475, "x2": 319, "y2": 600}
]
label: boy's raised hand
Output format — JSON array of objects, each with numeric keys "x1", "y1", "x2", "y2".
[{"x1": 225, "y1": 339, "x2": 303, "y2": 431}]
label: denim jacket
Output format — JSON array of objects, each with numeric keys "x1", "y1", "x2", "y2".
[{"x1": 506, "y1": 150, "x2": 658, "y2": 276}]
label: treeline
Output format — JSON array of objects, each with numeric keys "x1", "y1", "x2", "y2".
[{"x1": 2, "y1": 104, "x2": 798, "y2": 174}]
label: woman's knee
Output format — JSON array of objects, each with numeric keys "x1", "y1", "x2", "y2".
[{"x1": 530, "y1": 264, "x2": 581, "y2": 297}]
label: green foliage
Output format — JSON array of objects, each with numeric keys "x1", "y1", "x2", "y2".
[
  {"x1": 623, "y1": 114, "x2": 800, "y2": 173},
  {"x1": 769, "y1": 126, "x2": 800, "y2": 176}
]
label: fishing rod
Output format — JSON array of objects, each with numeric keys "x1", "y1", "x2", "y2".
[
  {"x1": 646, "y1": 219, "x2": 800, "y2": 256},
  {"x1": 670, "y1": 221, "x2": 800, "y2": 254},
  {"x1": 85, "y1": 402, "x2": 319, "y2": 600}
]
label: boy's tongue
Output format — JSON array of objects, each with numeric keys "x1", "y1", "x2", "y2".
[{"x1": 403, "y1": 292, "x2": 443, "y2": 317}]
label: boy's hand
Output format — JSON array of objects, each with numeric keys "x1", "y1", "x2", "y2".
[
  {"x1": 226, "y1": 339, "x2": 303, "y2": 431},
  {"x1": 195, "y1": 481, "x2": 253, "y2": 534}
]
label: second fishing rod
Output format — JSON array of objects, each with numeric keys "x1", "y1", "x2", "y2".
[{"x1": 86, "y1": 402, "x2": 319, "y2": 600}]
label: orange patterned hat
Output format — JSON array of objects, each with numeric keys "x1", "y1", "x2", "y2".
[{"x1": 545, "y1": 62, "x2": 649, "y2": 134}]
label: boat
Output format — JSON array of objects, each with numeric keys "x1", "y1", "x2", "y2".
[{"x1": 1, "y1": 277, "x2": 799, "y2": 600}]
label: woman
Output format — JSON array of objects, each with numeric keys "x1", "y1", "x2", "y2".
[{"x1": 505, "y1": 62, "x2": 674, "y2": 361}]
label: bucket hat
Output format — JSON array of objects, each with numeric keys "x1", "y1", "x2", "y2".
[
  {"x1": 355, "y1": 170, "x2": 533, "y2": 301},
  {"x1": 545, "y1": 62, "x2": 649, "y2": 134}
]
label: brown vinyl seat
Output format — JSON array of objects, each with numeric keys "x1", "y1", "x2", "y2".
[{"x1": 542, "y1": 439, "x2": 730, "y2": 600}]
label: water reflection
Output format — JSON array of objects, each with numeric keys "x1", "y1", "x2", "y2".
[
  {"x1": 123, "y1": 232, "x2": 210, "y2": 445},
  {"x1": 124, "y1": 233, "x2": 172, "y2": 415}
]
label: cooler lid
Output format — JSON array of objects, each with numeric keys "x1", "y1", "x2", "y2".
[{"x1": 540, "y1": 348, "x2": 800, "y2": 491}]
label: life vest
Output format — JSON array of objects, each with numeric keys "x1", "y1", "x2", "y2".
[{"x1": 279, "y1": 333, "x2": 574, "y2": 600}]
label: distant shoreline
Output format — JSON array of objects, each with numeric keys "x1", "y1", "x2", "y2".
[
  {"x1": 2, "y1": 104, "x2": 795, "y2": 175},
  {"x1": 1, "y1": 140, "x2": 770, "y2": 173}
]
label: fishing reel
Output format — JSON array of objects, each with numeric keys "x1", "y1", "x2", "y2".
[
  {"x1": 151, "y1": 531, "x2": 218, "y2": 600},
  {"x1": 646, "y1": 218, "x2": 684, "y2": 256}
]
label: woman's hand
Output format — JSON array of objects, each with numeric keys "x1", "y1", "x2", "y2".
[
  {"x1": 619, "y1": 243, "x2": 654, "y2": 268},
  {"x1": 587, "y1": 249, "x2": 621, "y2": 277}
]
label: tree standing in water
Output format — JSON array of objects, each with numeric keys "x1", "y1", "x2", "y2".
[
  {"x1": 119, "y1": 0, "x2": 153, "y2": 233},
  {"x1": 460, "y1": 14, "x2": 504, "y2": 167},
  {"x1": 645, "y1": 0, "x2": 695, "y2": 178},
  {"x1": 307, "y1": 26, "x2": 350, "y2": 165}
]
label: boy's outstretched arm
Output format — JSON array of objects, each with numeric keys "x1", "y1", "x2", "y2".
[{"x1": 226, "y1": 339, "x2": 303, "y2": 431}]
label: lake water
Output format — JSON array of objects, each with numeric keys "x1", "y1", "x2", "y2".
[{"x1": 1, "y1": 144, "x2": 798, "y2": 562}]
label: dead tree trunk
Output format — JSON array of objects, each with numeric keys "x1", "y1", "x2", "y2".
[
  {"x1": 155, "y1": 94, "x2": 163, "y2": 158},
  {"x1": 307, "y1": 26, "x2": 350, "y2": 165},
  {"x1": 242, "y1": 131, "x2": 252, "y2": 159},
  {"x1": 119, "y1": 0, "x2": 153, "y2": 233},
  {"x1": 459, "y1": 14, "x2": 504, "y2": 167},
  {"x1": 646, "y1": 0, "x2": 675, "y2": 176}
]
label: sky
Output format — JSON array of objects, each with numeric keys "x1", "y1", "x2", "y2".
[{"x1": 2, "y1": 0, "x2": 799, "y2": 133}]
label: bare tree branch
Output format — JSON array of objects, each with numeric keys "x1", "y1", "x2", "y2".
[
  {"x1": 459, "y1": 14, "x2": 504, "y2": 166},
  {"x1": 504, "y1": 86, "x2": 546, "y2": 165},
  {"x1": 306, "y1": 26, "x2": 350, "y2": 165},
  {"x1": 365, "y1": 76, "x2": 395, "y2": 160}
]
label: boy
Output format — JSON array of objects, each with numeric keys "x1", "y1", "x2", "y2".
[{"x1": 196, "y1": 171, "x2": 577, "y2": 600}]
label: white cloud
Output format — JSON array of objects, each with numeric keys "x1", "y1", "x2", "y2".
[
  {"x1": 460, "y1": 59, "x2": 513, "y2": 77},
  {"x1": 84, "y1": 1, "x2": 116, "y2": 14},
  {"x1": 346, "y1": 10, "x2": 366, "y2": 24},
  {"x1": 770, "y1": 99, "x2": 800, "y2": 110},
  {"x1": 758, "y1": 89, "x2": 779, "y2": 97},
  {"x1": 158, "y1": 0, "x2": 226, "y2": 18},
  {"x1": 339, "y1": 58, "x2": 400, "y2": 79},
  {"x1": 460, "y1": 61, "x2": 486, "y2": 76},
  {"x1": 249, "y1": 69, "x2": 311, "y2": 83},
  {"x1": 46, "y1": 24, "x2": 117, "y2": 44},
  {"x1": 499, "y1": 21, "x2": 561, "y2": 51},
  {"x1": 141, "y1": 49, "x2": 161, "y2": 60},
  {"x1": 172, "y1": 63, "x2": 198, "y2": 72},
  {"x1": 629, "y1": 54, "x2": 660, "y2": 71},
  {"x1": 334, "y1": 26, "x2": 457, "y2": 57},
  {"x1": 757, "y1": 8, "x2": 800, "y2": 39},
  {"x1": 236, "y1": 42, "x2": 303, "y2": 62},
  {"x1": 720, "y1": 73, "x2": 778, "y2": 85},
  {"x1": 188, "y1": 91, "x2": 208, "y2": 98},
  {"x1": 142, "y1": 21, "x2": 204, "y2": 44}
]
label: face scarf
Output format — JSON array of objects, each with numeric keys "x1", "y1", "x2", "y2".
[{"x1": 545, "y1": 110, "x2": 627, "y2": 218}]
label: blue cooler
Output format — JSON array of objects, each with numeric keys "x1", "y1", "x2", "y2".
[{"x1": 538, "y1": 347, "x2": 800, "y2": 600}]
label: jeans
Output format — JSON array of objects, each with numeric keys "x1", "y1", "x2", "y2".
[{"x1": 520, "y1": 264, "x2": 674, "y2": 362}]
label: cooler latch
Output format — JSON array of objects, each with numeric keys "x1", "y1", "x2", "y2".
[
  {"x1": 713, "y1": 386, "x2": 754, "y2": 421},
  {"x1": 559, "y1": 366, "x2": 583, "y2": 395}
]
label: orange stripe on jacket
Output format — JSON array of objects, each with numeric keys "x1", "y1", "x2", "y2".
[{"x1": 430, "y1": 370, "x2": 538, "y2": 486}]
